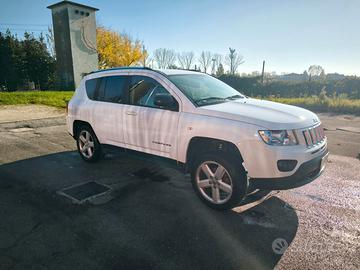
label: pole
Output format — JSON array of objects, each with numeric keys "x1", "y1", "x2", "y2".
[{"x1": 261, "y1": 60, "x2": 265, "y2": 84}]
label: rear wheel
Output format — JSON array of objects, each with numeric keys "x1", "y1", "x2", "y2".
[
  {"x1": 76, "y1": 125, "x2": 102, "y2": 162},
  {"x1": 191, "y1": 152, "x2": 248, "y2": 210}
]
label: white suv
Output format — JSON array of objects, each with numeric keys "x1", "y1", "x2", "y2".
[{"x1": 66, "y1": 67, "x2": 328, "y2": 210}]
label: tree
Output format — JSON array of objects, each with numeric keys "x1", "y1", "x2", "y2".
[
  {"x1": 22, "y1": 32, "x2": 56, "y2": 90},
  {"x1": 198, "y1": 51, "x2": 212, "y2": 73},
  {"x1": 96, "y1": 27, "x2": 145, "y2": 68},
  {"x1": 0, "y1": 30, "x2": 55, "y2": 91},
  {"x1": 141, "y1": 45, "x2": 150, "y2": 67},
  {"x1": 153, "y1": 48, "x2": 176, "y2": 69},
  {"x1": 0, "y1": 30, "x2": 22, "y2": 90},
  {"x1": 177, "y1": 51, "x2": 195, "y2": 69},
  {"x1": 308, "y1": 65, "x2": 325, "y2": 81},
  {"x1": 216, "y1": 63, "x2": 225, "y2": 77},
  {"x1": 225, "y1": 47, "x2": 244, "y2": 75},
  {"x1": 45, "y1": 26, "x2": 56, "y2": 58}
]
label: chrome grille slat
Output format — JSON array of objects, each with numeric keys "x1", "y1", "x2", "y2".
[{"x1": 303, "y1": 124, "x2": 325, "y2": 147}]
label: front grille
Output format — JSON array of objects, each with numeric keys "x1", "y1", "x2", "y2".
[{"x1": 303, "y1": 124, "x2": 325, "y2": 147}]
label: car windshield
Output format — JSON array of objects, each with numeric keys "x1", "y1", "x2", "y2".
[{"x1": 168, "y1": 74, "x2": 245, "y2": 106}]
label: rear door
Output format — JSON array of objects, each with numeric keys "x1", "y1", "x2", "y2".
[
  {"x1": 123, "y1": 75, "x2": 180, "y2": 159},
  {"x1": 89, "y1": 75, "x2": 128, "y2": 145}
]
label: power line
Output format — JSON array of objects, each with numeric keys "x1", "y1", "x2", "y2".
[
  {"x1": 0, "y1": 22, "x2": 50, "y2": 27},
  {"x1": 0, "y1": 27, "x2": 47, "y2": 32}
]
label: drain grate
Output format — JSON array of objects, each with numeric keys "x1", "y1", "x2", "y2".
[{"x1": 58, "y1": 181, "x2": 111, "y2": 203}]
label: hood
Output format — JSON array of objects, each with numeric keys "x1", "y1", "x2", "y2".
[{"x1": 196, "y1": 98, "x2": 319, "y2": 130}]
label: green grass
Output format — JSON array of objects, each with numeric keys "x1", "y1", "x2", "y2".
[
  {"x1": 1, "y1": 91, "x2": 359, "y2": 115},
  {"x1": 267, "y1": 96, "x2": 360, "y2": 115},
  {"x1": 0, "y1": 91, "x2": 74, "y2": 108}
]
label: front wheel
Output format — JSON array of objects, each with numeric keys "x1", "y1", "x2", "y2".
[
  {"x1": 76, "y1": 125, "x2": 102, "y2": 162},
  {"x1": 191, "y1": 152, "x2": 248, "y2": 210}
]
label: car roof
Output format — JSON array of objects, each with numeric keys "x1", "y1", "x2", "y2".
[
  {"x1": 158, "y1": 69, "x2": 203, "y2": 76},
  {"x1": 89, "y1": 67, "x2": 203, "y2": 77}
]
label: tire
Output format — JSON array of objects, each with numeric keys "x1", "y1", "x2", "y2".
[
  {"x1": 76, "y1": 125, "x2": 102, "y2": 162},
  {"x1": 190, "y1": 152, "x2": 248, "y2": 210}
]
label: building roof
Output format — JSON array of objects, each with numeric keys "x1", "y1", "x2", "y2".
[{"x1": 47, "y1": 1, "x2": 99, "y2": 11}]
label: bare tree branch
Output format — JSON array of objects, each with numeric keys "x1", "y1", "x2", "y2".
[
  {"x1": 198, "y1": 51, "x2": 213, "y2": 73},
  {"x1": 225, "y1": 47, "x2": 244, "y2": 75},
  {"x1": 178, "y1": 51, "x2": 195, "y2": 69},
  {"x1": 308, "y1": 65, "x2": 325, "y2": 80},
  {"x1": 153, "y1": 48, "x2": 176, "y2": 69}
]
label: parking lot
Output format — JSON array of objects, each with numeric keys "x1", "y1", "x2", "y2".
[{"x1": 0, "y1": 105, "x2": 359, "y2": 270}]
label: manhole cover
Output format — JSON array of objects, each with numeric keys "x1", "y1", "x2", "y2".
[{"x1": 58, "y1": 181, "x2": 111, "y2": 204}]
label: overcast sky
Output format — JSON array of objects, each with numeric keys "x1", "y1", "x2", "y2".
[{"x1": 0, "y1": 0, "x2": 359, "y2": 75}]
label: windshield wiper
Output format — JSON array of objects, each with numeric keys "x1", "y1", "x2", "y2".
[
  {"x1": 226, "y1": 94, "x2": 244, "y2": 100},
  {"x1": 195, "y1": 97, "x2": 226, "y2": 105}
]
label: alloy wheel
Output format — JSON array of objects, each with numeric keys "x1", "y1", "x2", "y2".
[{"x1": 195, "y1": 161, "x2": 233, "y2": 204}]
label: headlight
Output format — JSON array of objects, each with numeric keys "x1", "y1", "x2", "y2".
[{"x1": 258, "y1": 130, "x2": 298, "y2": 146}]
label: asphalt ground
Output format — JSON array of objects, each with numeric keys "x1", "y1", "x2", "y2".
[{"x1": 0, "y1": 106, "x2": 359, "y2": 269}]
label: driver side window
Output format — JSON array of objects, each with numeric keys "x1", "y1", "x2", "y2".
[{"x1": 129, "y1": 76, "x2": 176, "y2": 109}]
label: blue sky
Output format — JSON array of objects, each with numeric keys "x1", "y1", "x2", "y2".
[{"x1": 0, "y1": 0, "x2": 359, "y2": 75}]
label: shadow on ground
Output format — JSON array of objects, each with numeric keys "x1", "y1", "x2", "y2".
[{"x1": 0, "y1": 151, "x2": 299, "y2": 270}]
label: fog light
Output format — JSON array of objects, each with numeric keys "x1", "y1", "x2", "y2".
[{"x1": 277, "y1": 160, "x2": 297, "y2": 172}]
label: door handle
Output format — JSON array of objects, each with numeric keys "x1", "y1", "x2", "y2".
[{"x1": 126, "y1": 111, "x2": 137, "y2": 116}]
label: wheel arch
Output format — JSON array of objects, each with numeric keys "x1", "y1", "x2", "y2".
[
  {"x1": 185, "y1": 137, "x2": 244, "y2": 171},
  {"x1": 73, "y1": 120, "x2": 94, "y2": 137}
]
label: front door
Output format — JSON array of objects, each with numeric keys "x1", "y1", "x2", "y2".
[{"x1": 123, "y1": 75, "x2": 180, "y2": 159}]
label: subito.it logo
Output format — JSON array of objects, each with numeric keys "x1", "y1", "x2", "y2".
[{"x1": 272, "y1": 238, "x2": 288, "y2": 254}]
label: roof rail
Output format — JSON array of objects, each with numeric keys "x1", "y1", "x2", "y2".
[{"x1": 89, "y1": 66, "x2": 153, "y2": 74}]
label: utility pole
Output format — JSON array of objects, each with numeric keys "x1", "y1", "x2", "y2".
[
  {"x1": 229, "y1": 47, "x2": 236, "y2": 74},
  {"x1": 142, "y1": 45, "x2": 147, "y2": 67},
  {"x1": 211, "y1": 58, "x2": 216, "y2": 75},
  {"x1": 261, "y1": 60, "x2": 265, "y2": 84}
]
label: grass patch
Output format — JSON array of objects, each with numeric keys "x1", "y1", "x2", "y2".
[
  {"x1": 267, "y1": 96, "x2": 360, "y2": 115},
  {"x1": 0, "y1": 91, "x2": 74, "y2": 108}
]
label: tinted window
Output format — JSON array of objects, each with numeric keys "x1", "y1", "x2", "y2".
[
  {"x1": 85, "y1": 78, "x2": 98, "y2": 100},
  {"x1": 88, "y1": 76, "x2": 127, "y2": 103},
  {"x1": 102, "y1": 76, "x2": 127, "y2": 103},
  {"x1": 129, "y1": 76, "x2": 175, "y2": 109}
]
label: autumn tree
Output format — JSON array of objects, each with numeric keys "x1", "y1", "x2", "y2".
[
  {"x1": 177, "y1": 51, "x2": 195, "y2": 69},
  {"x1": 198, "y1": 51, "x2": 212, "y2": 73},
  {"x1": 226, "y1": 47, "x2": 244, "y2": 75},
  {"x1": 96, "y1": 27, "x2": 145, "y2": 68},
  {"x1": 153, "y1": 48, "x2": 176, "y2": 69}
]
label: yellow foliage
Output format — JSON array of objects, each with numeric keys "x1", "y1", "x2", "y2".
[{"x1": 96, "y1": 27, "x2": 146, "y2": 69}]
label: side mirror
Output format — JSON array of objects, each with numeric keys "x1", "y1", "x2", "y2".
[{"x1": 154, "y1": 93, "x2": 178, "y2": 111}]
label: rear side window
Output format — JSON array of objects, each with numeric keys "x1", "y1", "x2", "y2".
[
  {"x1": 85, "y1": 78, "x2": 98, "y2": 100},
  {"x1": 85, "y1": 76, "x2": 127, "y2": 103},
  {"x1": 102, "y1": 76, "x2": 127, "y2": 103}
]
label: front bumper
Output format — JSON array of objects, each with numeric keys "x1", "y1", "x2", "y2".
[{"x1": 248, "y1": 149, "x2": 329, "y2": 190}]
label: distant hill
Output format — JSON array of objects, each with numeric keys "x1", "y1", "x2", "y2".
[
  {"x1": 273, "y1": 72, "x2": 348, "y2": 82},
  {"x1": 326, "y1": 73, "x2": 346, "y2": 80},
  {"x1": 276, "y1": 73, "x2": 307, "y2": 82}
]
